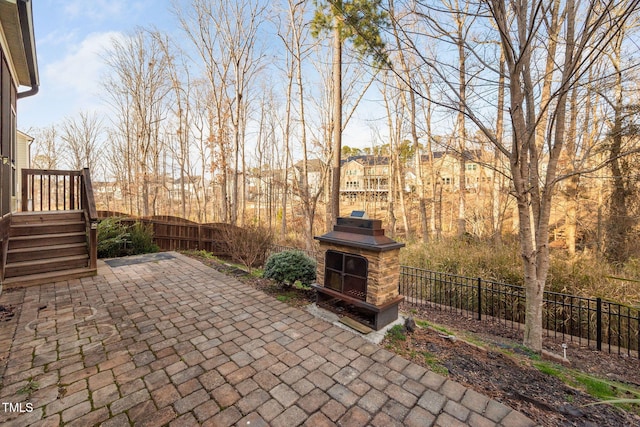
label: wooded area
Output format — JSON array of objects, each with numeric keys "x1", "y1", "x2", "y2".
[{"x1": 26, "y1": 0, "x2": 640, "y2": 351}]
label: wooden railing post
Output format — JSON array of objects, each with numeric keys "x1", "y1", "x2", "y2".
[
  {"x1": 70, "y1": 174, "x2": 75, "y2": 210},
  {"x1": 0, "y1": 213, "x2": 11, "y2": 281},
  {"x1": 21, "y1": 169, "x2": 28, "y2": 211},
  {"x1": 81, "y1": 168, "x2": 98, "y2": 270},
  {"x1": 89, "y1": 221, "x2": 98, "y2": 269}
]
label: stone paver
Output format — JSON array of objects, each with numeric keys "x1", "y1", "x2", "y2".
[{"x1": 0, "y1": 252, "x2": 539, "y2": 426}]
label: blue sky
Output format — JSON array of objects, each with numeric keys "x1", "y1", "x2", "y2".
[
  {"x1": 18, "y1": 0, "x2": 176, "y2": 130},
  {"x1": 17, "y1": 0, "x2": 383, "y2": 149}
]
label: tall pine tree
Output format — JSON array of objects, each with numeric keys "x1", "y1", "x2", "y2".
[{"x1": 311, "y1": 0, "x2": 388, "y2": 227}]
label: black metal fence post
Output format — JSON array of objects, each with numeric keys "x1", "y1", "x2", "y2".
[
  {"x1": 596, "y1": 298, "x2": 602, "y2": 351},
  {"x1": 477, "y1": 277, "x2": 482, "y2": 321}
]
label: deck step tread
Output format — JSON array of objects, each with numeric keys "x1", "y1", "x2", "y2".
[
  {"x1": 11, "y1": 221, "x2": 84, "y2": 227},
  {"x1": 8, "y1": 242, "x2": 87, "y2": 254},
  {"x1": 6, "y1": 254, "x2": 88, "y2": 268},
  {"x1": 9, "y1": 231, "x2": 86, "y2": 241},
  {"x1": 3, "y1": 267, "x2": 97, "y2": 289}
]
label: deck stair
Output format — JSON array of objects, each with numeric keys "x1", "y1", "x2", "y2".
[{"x1": 3, "y1": 210, "x2": 96, "y2": 287}]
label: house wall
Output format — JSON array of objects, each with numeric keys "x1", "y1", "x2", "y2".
[
  {"x1": 15, "y1": 131, "x2": 30, "y2": 210},
  {"x1": 0, "y1": 48, "x2": 17, "y2": 217},
  {"x1": 339, "y1": 153, "x2": 496, "y2": 197}
]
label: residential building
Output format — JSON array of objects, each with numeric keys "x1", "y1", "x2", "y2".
[
  {"x1": 292, "y1": 158, "x2": 325, "y2": 196},
  {"x1": 341, "y1": 155, "x2": 390, "y2": 202},
  {"x1": 339, "y1": 150, "x2": 496, "y2": 202}
]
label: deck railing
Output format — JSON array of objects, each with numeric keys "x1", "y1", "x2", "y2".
[
  {"x1": 21, "y1": 169, "x2": 84, "y2": 212},
  {"x1": 21, "y1": 168, "x2": 98, "y2": 270}
]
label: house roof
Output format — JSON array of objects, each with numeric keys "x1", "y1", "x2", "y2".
[
  {"x1": 293, "y1": 158, "x2": 325, "y2": 172},
  {"x1": 420, "y1": 149, "x2": 482, "y2": 162},
  {"x1": 0, "y1": 0, "x2": 39, "y2": 93},
  {"x1": 342, "y1": 155, "x2": 390, "y2": 166}
]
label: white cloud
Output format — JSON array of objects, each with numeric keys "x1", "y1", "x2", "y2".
[
  {"x1": 44, "y1": 31, "x2": 123, "y2": 111},
  {"x1": 18, "y1": 31, "x2": 126, "y2": 129},
  {"x1": 63, "y1": 0, "x2": 127, "y2": 22}
]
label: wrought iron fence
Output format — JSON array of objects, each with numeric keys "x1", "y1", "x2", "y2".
[{"x1": 399, "y1": 266, "x2": 640, "y2": 358}]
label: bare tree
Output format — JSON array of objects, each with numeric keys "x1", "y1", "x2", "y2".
[
  {"x1": 391, "y1": 0, "x2": 640, "y2": 352},
  {"x1": 175, "y1": 0, "x2": 267, "y2": 226},
  {"x1": 275, "y1": 0, "x2": 328, "y2": 249},
  {"x1": 102, "y1": 28, "x2": 171, "y2": 217},
  {"x1": 389, "y1": 0, "x2": 429, "y2": 242},
  {"x1": 152, "y1": 30, "x2": 195, "y2": 219},
  {"x1": 27, "y1": 125, "x2": 59, "y2": 169},
  {"x1": 603, "y1": 18, "x2": 640, "y2": 263},
  {"x1": 60, "y1": 111, "x2": 103, "y2": 171}
]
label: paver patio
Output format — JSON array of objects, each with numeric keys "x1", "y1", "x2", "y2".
[{"x1": 0, "y1": 252, "x2": 537, "y2": 426}]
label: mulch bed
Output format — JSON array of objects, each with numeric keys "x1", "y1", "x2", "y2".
[{"x1": 388, "y1": 306, "x2": 640, "y2": 427}]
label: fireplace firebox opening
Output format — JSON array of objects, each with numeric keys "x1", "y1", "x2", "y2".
[{"x1": 324, "y1": 250, "x2": 368, "y2": 301}]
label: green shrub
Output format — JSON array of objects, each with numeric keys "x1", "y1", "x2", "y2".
[
  {"x1": 263, "y1": 250, "x2": 316, "y2": 287},
  {"x1": 97, "y1": 218, "x2": 158, "y2": 258},
  {"x1": 97, "y1": 218, "x2": 129, "y2": 258},
  {"x1": 128, "y1": 222, "x2": 159, "y2": 255}
]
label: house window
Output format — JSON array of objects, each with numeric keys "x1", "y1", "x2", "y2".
[
  {"x1": 466, "y1": 164, "x2": 477, "y2": 171},
  {"x1": 442, "y1": 177, "x2": 452, "y2": 185}
]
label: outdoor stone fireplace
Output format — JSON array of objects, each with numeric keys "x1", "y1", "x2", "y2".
[{"x1": 312, "y1": 216, "x2": 404, "y2": 330}]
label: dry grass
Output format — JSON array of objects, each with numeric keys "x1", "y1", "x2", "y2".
[{"x1": 400, "y1": 237, "x2": 640, "y2": 305}]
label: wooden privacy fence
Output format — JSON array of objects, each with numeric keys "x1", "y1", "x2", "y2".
[{"x1": 97, "y1": 211, "x2": 236, "y2": 256}]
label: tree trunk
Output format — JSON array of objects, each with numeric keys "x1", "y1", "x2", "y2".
[
  {"x1": 330, "y1": 22, "x2": 343, "y2": 227},
  {"x1": 456, "y1": 7, "x2": 467, "y2": 237}
]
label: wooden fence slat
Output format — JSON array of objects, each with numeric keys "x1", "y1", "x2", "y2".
[{"x1": 97, "y1": 212, "x2": 232, "y2": 256}]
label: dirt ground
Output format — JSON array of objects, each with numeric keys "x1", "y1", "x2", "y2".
[
  {"x1": 187, "y1": 254, "x2": 640, "y2": 427},
  {"x1": 387, "y1": 307, "x2": 640, "y2": 427}
]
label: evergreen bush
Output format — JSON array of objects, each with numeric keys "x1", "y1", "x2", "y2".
[
  {"x1": 97, "y1": 218, "x2": 158, "y2": 258},
  {"x1": 263, "y1": 250, "x2": 317, "y2": 287},
  {"x1": 97, "y1": 217, "x2": 129, "y2": 258},
  {"x1": 128, "y1": 221, "x2": 159, "y2": 255}
]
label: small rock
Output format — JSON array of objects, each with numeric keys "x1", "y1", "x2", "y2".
[
  {"x1": 439, "y1": 333, "x2": 457, "y2": 342},
  {"x1": 405, "y1": 316, "x2": 417, "y2": 333},
  {"x1": 558, "y1": 404, "x2": 584, "y2": 417},
  {"x1": 426, "y1": 343, "x2": 439, "y2": 353}
]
